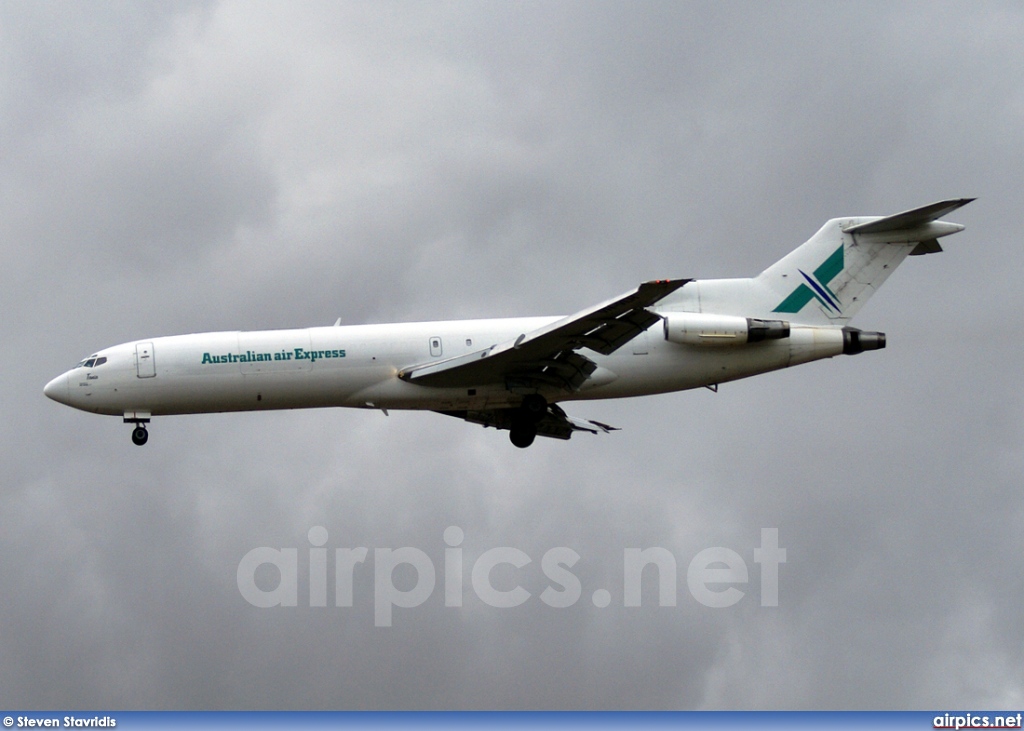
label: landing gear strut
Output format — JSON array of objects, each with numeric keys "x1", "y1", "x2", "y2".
[{"x1": 509, "y1": 394, "x2": 547, "y2": 449}]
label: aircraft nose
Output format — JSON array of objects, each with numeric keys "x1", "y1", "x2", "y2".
[{"x1": 44, "y1": 373, "x2": 70, "y2": 405}]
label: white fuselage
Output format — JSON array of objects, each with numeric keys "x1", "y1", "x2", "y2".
[{"x1": 43, "y1": 313, "x2": 845, "y2": 418}]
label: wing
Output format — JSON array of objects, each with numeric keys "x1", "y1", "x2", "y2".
[
  {"x1": 437, "y1": 404, "x2": 619, "y2": 441},
  {"x1": 399, "y1": 278, "x2": 690, "y2": 391}
]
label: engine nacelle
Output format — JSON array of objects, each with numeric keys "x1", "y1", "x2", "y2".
[{"x1": 663, "y1": 313, "x2": 791, "y2": 347}]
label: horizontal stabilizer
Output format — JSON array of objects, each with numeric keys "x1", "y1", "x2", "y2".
[
  {"x1": 843, "y1": 198, "x2": 974, "y2": 235},
  {"x1": 745, "y1": 198, "x2": 974, "y2": 326}
]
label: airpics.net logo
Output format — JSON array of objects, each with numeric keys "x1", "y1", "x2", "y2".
[{"x1": 236, "y1": 527, "x2": 787, "y2": 626}]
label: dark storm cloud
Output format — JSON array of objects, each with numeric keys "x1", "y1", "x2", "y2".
[{"x1": 2, "y1": 0, "x2": 1022, "y2": 710}]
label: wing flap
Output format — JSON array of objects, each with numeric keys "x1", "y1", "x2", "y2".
[
  {"x1": 438, "y1": 404, "x2": 619, "y2": 441},
  {"x1": 505, "y1": 350, "x2": 598, "y2": 392}
]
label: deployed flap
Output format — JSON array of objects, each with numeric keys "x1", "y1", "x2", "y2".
[
  {"x1": 437, "y1": 404, "x2": 619, "y2": 441},
  {"x1": 842, "y1": 198, "x2": 974, "y2": 235},
  {"x1": 400, "y1": 278, "x2": 690, "y2": 390}
]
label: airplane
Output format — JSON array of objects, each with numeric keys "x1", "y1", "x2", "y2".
[{"x1": 44, "y1": 198, "x2": 973, "y2": 448}]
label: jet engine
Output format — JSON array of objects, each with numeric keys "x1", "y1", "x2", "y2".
[{"x1": 663, "y1": 313, "x2": 791, "y2": 346}]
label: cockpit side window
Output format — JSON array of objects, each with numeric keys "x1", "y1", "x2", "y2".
[
  {"x1": 93, "y1": 357, "x2": 107, "y2": 366},
  {"x1": 83, "y1": 359, "x2": 96, "y2": 368}
]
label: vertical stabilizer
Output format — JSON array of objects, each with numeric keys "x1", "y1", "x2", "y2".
[{"x1": 750, "y1": 199, "x2": 973, "y2": 326}]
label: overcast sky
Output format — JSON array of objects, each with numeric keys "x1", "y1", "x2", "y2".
[{"x1": 3, "y1": 0, "x2": 1022, "y2": 710}]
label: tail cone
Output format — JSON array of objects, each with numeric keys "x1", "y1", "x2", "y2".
[{"x1": 843, "y1": 327, "x2": 886, "y2": 355}]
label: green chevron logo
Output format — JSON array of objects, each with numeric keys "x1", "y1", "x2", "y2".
[{"x1": 773, "y1": 244, "x2": 845, "y2": 314}]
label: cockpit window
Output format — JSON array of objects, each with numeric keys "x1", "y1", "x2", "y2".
[
  {"x1": 83, "y1": 359, "x2": 96, "y2": 368},
  {"x1": 74, "y1": 355, "x2": 104, "y2": 368},
  {"x1": 93, "y1": 357, "x2": 107, "y2": 366}
]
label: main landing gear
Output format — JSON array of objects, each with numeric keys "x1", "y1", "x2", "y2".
[
  {"x1": 125, "y1": 415, "x2": 150, "y2": 446},
  {"x1": 510, "y1": 394, "x2": 547, "y2": 449}
]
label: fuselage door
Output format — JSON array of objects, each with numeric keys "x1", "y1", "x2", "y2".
[{"x1": 136, "y1": 342, "x2": 156, "y2": 378}]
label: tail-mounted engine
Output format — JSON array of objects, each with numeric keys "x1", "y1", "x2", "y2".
[{"x1": 663, "y1": 313, "x2": 791, "y2": 347}]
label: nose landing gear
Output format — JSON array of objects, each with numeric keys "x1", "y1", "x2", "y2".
[
  {"x1": 131, "y1": 425, "x2": 149, "y2": 446},
  {"x1": 124, "y1": 412, "x2": 151, "y2": 446}
]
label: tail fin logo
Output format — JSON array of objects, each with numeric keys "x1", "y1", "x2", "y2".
[{"x1": 773, "y1": 244, "x2": 845, "y2": 314}]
